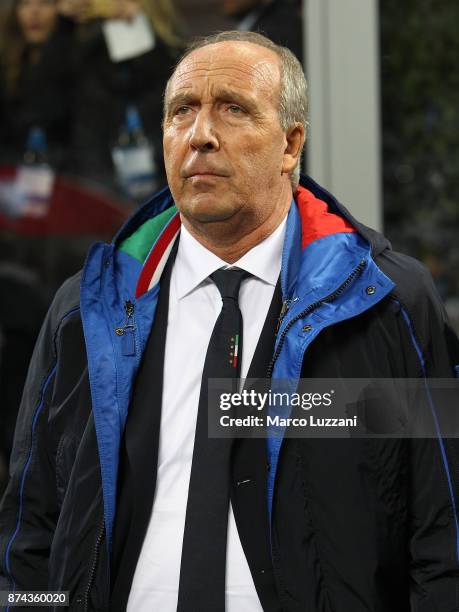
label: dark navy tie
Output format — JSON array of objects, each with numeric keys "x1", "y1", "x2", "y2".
[{"x1": 177, "y1": 268, "x2": 248, "y2": 612}]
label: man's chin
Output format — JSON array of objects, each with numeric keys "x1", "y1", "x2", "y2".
[{"x1": 184, "y1": 198, "x2": 237, "y2": 224}]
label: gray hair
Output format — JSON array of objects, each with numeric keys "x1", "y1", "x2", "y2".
[{"x1": 163, "y1": 31, "x2": 308, "y2": 190}]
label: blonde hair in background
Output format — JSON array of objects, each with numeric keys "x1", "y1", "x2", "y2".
[
  {"x1": 79, "y1": 0, "x2": 183, "y2": 48},
  {"x1": 0, "y1": 0, "x2": 42, "y2": 93},
  {"x1": 141, "y1": 0, "x2": 183, "y2": 49}
]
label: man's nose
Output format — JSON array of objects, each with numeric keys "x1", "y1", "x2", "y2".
[{"x1": 189, "y1": 109, "x2": 219, "y2": 152}]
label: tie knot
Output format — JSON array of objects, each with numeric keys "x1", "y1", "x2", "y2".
[{"x1": 210, "y1": 268, "x2": 249, "y2": 300}]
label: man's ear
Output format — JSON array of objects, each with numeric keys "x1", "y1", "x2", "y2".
[{"x1": 281, "y1": 123, "x2": 305, "y2": 174}]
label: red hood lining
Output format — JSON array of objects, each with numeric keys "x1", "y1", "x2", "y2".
[{"x1": 296, "y1": 185, "x2": 355, "y2": 250}]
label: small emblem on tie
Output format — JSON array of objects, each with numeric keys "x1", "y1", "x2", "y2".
[{"x1": 232, "y1": 334, "x2": 240, "y2": 369}]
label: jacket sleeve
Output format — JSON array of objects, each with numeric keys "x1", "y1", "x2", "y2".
[
  {"x1": 394, "y1": 258, "x2": 459, "y2": 611},
  {"x1": 0, "y1": 278, "x2": 79, "y2": 598}
]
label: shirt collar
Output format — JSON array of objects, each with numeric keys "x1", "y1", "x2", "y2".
[{"x1": 175, "y1": 214, "x2": 287, "y2": 300}]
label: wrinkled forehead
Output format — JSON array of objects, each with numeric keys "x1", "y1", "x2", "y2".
[{"x1": 167, "y1": 41, "x2": 282, "y2": 103}]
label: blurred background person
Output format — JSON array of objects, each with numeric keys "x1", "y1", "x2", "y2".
[
  {"x1": 0, "y1": 0, "x2": 77, "y2": 170},
  {"x1": 222, "y1": 0, "x2": 303, "y2": 63},
  {"x1": 68, "y1": 0, "x2": 184, "y2": 202}
]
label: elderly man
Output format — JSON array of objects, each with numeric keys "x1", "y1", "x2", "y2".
[{"x1": 1, "y1": 31, "x2": 459, "y2": 612}]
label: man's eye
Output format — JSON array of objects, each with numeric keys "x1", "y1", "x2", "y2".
[
  {"x1": 175, "y1": 106, "x2": 190, "y2": 115},
  {"x1": 228, "y1": 105, "x2": 244, "y2": 114}
]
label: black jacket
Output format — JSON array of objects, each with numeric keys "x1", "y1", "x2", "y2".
[{"x1": 1, "y1": 175, "x2": 458, "y2": 611}]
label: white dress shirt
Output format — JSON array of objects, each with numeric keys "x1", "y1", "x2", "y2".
[{"x1": 127, "y1": 216, "x2": 287, "y2": 611}]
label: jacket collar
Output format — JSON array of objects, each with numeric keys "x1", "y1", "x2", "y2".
[{"x1": 113, "y1": 174, "x2": 391, "y2": 301}]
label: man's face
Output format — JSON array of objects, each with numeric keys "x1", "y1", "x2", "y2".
[{"x1": 163, "y1": 41, "x2": 292, "y2": 232}]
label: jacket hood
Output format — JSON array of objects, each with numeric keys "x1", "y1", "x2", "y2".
[
  {"x1": 299, "y1": 175, "x2": 391, "y2": 258},
  {"x1": 112, "y1": 174, "x2": 392, "y2": 299},
  {"x1": 114, "y1": 174, "x2": 390, "y2": 255}
]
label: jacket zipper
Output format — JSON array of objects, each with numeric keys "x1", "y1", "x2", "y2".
[
  {"x1": 275, "y1": 299, "x2": 292, "y2": 335},
  {"x1": 267, "y1": 259, "x2": 367, "y2": 378},
  {"x1": 115, "y1": 300, "x2": 136, "y2": 357},
  {"x1": 82, "y1": 517, "x2": 105, "y2": 612},
  {"x1": 266, "y1": 259, "x2": 368, "y2": 599}
]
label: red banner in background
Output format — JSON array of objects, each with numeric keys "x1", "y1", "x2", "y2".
[{"x1": 0, "y1": 165, "x2": 133, "y2": 236}]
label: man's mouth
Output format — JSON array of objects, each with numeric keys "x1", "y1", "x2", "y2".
[{"x1": 188, "y1": 173, "x2": 225, "y2": 178}]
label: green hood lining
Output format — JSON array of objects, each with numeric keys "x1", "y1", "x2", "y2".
[{"x1": 118, "y1": 205, "x2": 178, "y2": 264}]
